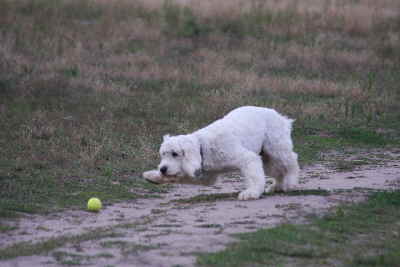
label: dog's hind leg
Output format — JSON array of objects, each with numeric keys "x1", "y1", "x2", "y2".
[
  {"x1": 261, "y1": 153, "x2": 279, "y2": 193},
  {"x1": 283, "y1": 151, "x2": 300, "y2": 190},
  {"x1": 265, "y1": 151, "x2": 299, "y2": 192},
  {"x1": 262, "y1": 143, "x2": 299, "y2": 192}
]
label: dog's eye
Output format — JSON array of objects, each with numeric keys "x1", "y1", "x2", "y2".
[{"x1": 172, "y1": 152, "x2": 178, "y2": 157}]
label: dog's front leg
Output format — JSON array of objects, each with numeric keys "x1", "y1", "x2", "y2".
[{"x1": 238, "y1": 152, "x2": 266, "y2": 200}]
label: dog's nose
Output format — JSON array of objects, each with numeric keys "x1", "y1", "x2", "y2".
[{"x1": 160, "y1": 166, "x2": 168, "y2": 175}]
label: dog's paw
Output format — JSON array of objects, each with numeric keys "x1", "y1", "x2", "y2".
[{"x1": 238, "y1": 189, "x2": 262, "y2": 200}]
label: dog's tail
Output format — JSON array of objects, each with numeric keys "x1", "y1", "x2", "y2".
[{"x1": 265, "y1": 178, "x2": 277, "y2": 194}]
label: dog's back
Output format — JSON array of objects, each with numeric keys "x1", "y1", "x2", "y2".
[{"x1": 194, "y1": 106, "x2": 293, "y2": 154}]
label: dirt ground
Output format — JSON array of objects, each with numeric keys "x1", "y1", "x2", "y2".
[{"x1": 1, "y1": 150, "x2": 399, "y2": 267}]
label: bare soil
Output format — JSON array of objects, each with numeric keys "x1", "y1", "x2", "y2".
[{"x1": 1, "y1": 150, "x2": 399, "y2": 267}]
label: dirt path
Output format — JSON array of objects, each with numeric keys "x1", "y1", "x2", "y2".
[{"x1": 1, "y1": 150, "x2": 399, "y2": 267}]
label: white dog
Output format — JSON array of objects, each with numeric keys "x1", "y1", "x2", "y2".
[{"x1": 143, "y1": 106, "x2": 300, "y2": 200}]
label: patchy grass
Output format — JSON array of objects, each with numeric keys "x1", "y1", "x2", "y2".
[
  {"x1": 172, "y1": 192, "x2": 239, "y2": 204},
  {"x1": 100, "y1": 240, "x2": 129, "y2": 249},
  {"x1": 332, "y1": 158, "x2": 382, "y2": 172},
  {"x1": 279, "y1": 189, "x2": 331, "y2": 197},
  {"x1": 0, "y1": 224, "x2": 17, "y2": 233},
  {"x1": 0, "y1": 212, "x2": 158, "y2": 260},
  {"x1": 52, "y1": 251, "x2": 114, "y2": 266},
  {"x1": 196, "y1": 224, "x2": 223, "y2": 229},
  {"x1": 334, "y1": 159, "x2": 367, "y2": 172},
  {"x1": 0, "y1": 212, "x2": 159, "y2": 260},
  {"x1": 173, "y1": 189, "x2": 330, "y2": 204},
  {"x1": 0, "y1": 229, "x2": 121, "y2": 260},
  {"x1": 100, "y1": 240, "x2": 159, "y2": 255},
  {"x1": 1, "y1": 0, "x2": 400, "y2": 217},
  {"x1": 0, "y1": 170, "x2": 167, "y2": 216},
  {"x1": 197, "y1": 190, "x2": 400, "y2": 266}
]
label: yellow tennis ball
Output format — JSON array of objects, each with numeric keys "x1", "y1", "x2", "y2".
[{"x1": 87, "y1": 197, "x2": 102, "y2": 212}]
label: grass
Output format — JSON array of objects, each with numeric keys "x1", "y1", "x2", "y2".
[
  {"x1": 0, "y1": 228, "x2": 121, "y2": 260},
  {"x1": 100, "y1": 240, "x2": 159, "y2": 255},
  {"x1": 0, "y1": 224, "x2": 17, "y2": 233},
  {"x1": 52, "y1": 251, "x2": 114, "y2": 265},
  {"x1": 0, "y1": 0, "x2": 399, "y2": 217},
  {"x1": 0, "y1": 214, "x2": 156, "y2": 260},
  {"x1": 197, "y1": 190, "x2": 400, "y2": 266},
  {"x1": 172, "y1": 192, "x2": 239, "y2": 204},
  {"x1": 173, "y1": 189, "x2": 330, "y2": 204},
  {"x1": 0, "y1": 169, "x2": 167, "y2": 216}
]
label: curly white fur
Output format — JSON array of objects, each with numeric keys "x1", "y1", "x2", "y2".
[{"x1": 143, "y1": 106, "x2": 300, "y2": 200}]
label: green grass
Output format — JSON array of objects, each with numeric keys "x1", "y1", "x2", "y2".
[
  {"x1": 197, "y1": 190, "x2": 400, "y2": 266},
  {"x1": 293, "y1": 125, "x2": 399, "y2": 165},
  {"x1": 0, "y1": 168, "x2": 167, "y2": 216}
]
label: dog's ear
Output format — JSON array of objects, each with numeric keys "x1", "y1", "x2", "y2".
[
  {"x1": 181, "y1": 136, "x2": 202, "y2": 178},
  {"x1": 163, "y1": 134, "x2": 171, "y2": 141}
]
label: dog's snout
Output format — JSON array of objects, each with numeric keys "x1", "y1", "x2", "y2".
[{"x1": 160, "y1": 166, "x2": 168, "y2": 175}]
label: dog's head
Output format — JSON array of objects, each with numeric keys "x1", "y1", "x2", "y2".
[{"x1": 158, "y1": 134, "x2": 202, "y2": 179}]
